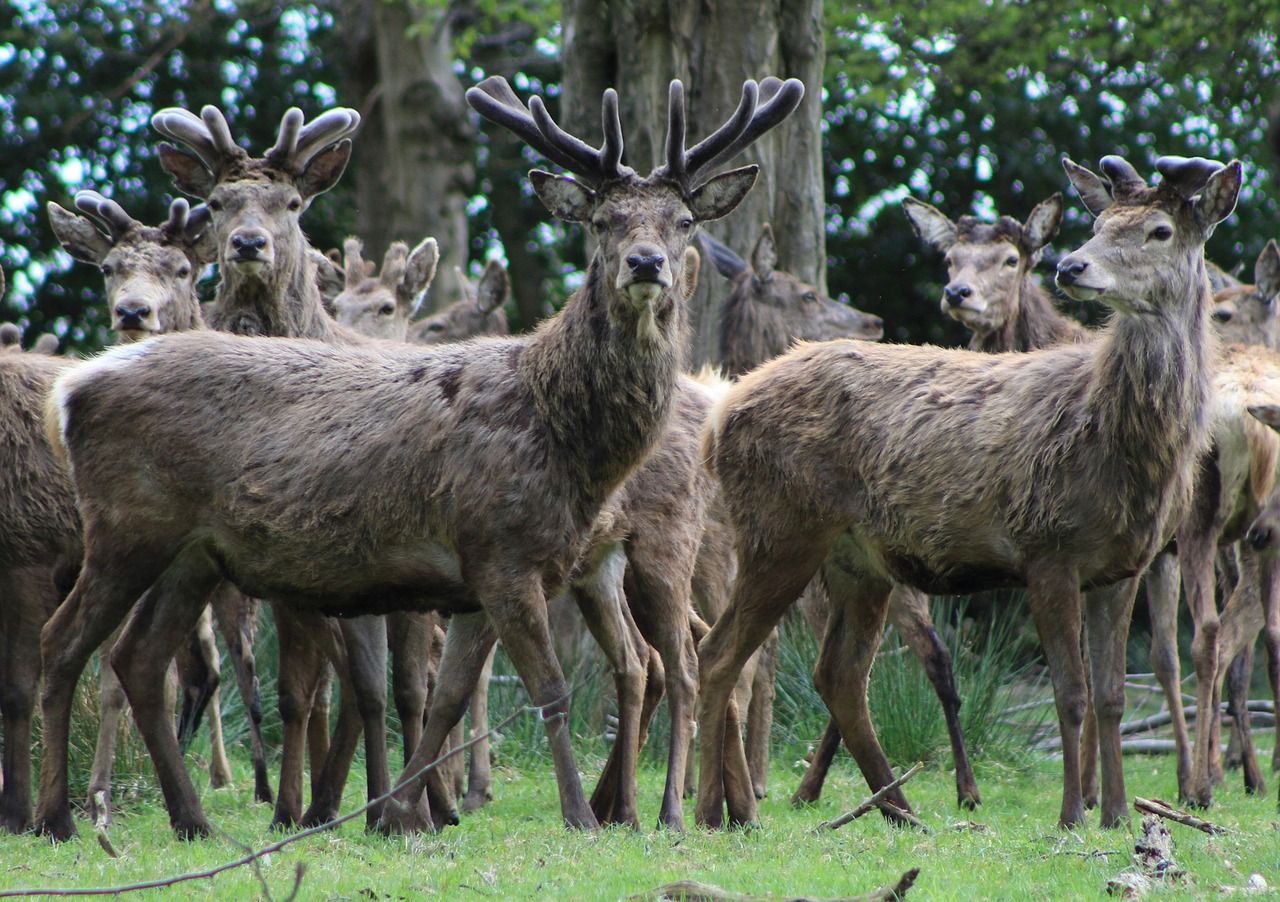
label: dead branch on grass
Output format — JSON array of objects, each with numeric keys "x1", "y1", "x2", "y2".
[
  {"x1": 813, "y1": 762, "x2": 926, "y2": 833},
  {"x1": 639, "y1": 868, "x2": 920, "y2": 901},
  {"x1": 1133, "y1": 797, "x2": 1227, "y2": 835}
]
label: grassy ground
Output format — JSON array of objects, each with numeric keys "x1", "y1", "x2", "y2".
[{"x1": 1, "y1": 744, "x2": 1276, "y2": 901}]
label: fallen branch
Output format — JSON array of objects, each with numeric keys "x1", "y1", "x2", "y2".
[
  {"x1": 639, "y1": 868, "x2": 920, "y2": 902},
  {"x1": 813, "y1": 762, "x2": 925, "y2": 833},
  {"x1": 1133, "y1": 797, "x2": 1227, "y2": 835}
]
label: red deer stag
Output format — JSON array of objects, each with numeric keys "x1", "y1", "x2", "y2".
[
  {"x1": 695, "y1": 155, "x2": 1240, "y2": 831},
  {"x1": 1, "y1": 194, "x2": 210, "y2": 834},
  {"x1": 33, "y1": 76, "x2": 801, "y2": 840}
]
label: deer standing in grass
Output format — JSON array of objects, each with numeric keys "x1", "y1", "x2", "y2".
[
  {"x1": 34, "y1": 76, "x2": 801, "y2": 839},
  {"x1": 695, "y1": 155, "x2": 1240, "y2": 831},
  {"x1": 1, "y1": 194, "x2": 213, "y2": 833}
]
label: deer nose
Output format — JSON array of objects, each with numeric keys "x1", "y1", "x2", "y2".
[
  {"x1": 943, "y1": 284, "x2": 972, "y2": 306},
  {"x1": 114, "y1": 300, "x2": 152, "y2": 324},
  {"x1": 1248, "y1": 524, "x2": 1273, "y2": 551},
  {"x1": 1056, "y1": 259, "x2": 1088, "y2": 285},
  {"x1": 627, "y1": 253, "x2": 665, "y2": 280},
  {"x1": 231, "y1": 233, "x2": 269, "y2": 254}
]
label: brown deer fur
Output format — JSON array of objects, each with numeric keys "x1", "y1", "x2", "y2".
[
  {"x1": 694, "y1": 155, "x2": 1241, "y2": 831},
  {"x1": 411, "y1": 260, "x2": 512, "y2": 344},
  {"x1": 0, "y1": 196, "x2": 211, "y2": 834},
  {"x1": 34, "y1": 77, "x2": 801, "y2": 839}
]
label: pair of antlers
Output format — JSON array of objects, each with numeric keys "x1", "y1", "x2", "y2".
[
  {"x1": 71, "y1": 190, "x2": 208, "y2": 245},
  {"x1": 466, "y1": 75, "x2": 805, "y2": 193}
]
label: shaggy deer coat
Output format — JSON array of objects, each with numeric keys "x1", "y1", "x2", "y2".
[{"x1": 694, "y1": 155, "x2": 1240, "y2": 831}]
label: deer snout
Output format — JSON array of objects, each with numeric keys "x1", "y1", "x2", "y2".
[
  {"x1": 113, "y1": 299, "x2": 154, "y2": 333},
  {"x1": 943, "y1": 283, "x2": 972, "y2": 307},
  {"x1": 1055, "y1": 258, "x2": 1088, "y2": 286},
  {"x1": 627, "y1": 252, "x2": 666, "y2": 281}
]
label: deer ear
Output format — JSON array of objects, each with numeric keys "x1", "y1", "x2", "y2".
[
  {"x1": 1023, "y1": 194, "x2": 1064, "y2": 251},
  {"x1": 475, "y1": 259, "x2": 510, "y2": 314},
  {"x1": 47, "y1": 202, "x2": 112, "y2": 265},
  {"x1": 158, "y1": 144, "x2": 218, "y2": 198},
  {"x1": 1248, "y1": 403, "x2": 1280, "y2": 432},
  {"x1": 751, "y1": 224, "x2": 777, "y2": 280},
  {"x1": 310, "y1": 248, "x2": 345, "y2": 308},
  {"x1": 1194, "y1": 160, "x2": 1242, "y2": 236},
  {"x1": 690, "y1": 165, "x2": 758, "y2": 222},
  {"x1": 1062, "y1": 157, "x2": 1113, "y2": 217},
  {"x1": 680, "y1": 245, "x2": 700, "y2": 300},
  {"x1": 400, "y1": 237, "x2": 439, "y2": 305},
  {"x1": 1255, "y1": 240, "x2": 1280, "y2": 305},
  {"x1": 696, "y1": 231, "x2": 748, "y2": 280},
  {"x1": 298, "y1": 139, "x2": 353, "y2": 200},
  {"x1": 901, "y1": 197, "x2": 957, "y2": 251},
  {"x1": 530, "y1": 170, "x2": 596, "y2": 222}
]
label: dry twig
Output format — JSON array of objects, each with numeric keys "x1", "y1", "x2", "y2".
[
  {"x1": 813, "y1": 762, "x2": 925, "y2": 833},
  {"x1": 639, "y1": 868, "x2": 920, "y2": 901},
  {"x1": 1133, "y1": 797, "x2": 1227, "y2": 835}
]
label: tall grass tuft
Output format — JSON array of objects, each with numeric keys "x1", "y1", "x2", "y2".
[{"x1": 773, "y1": 594, "x2": 1050, "y2": 771}]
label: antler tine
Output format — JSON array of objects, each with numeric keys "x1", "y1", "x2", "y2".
[
  {"x1": 527, "y1": 94, "x2": 622, "y2": 185},
  {"x1": 675, "y1": 80, "x2": 758, "y2": 182},
  {"x1": 1099, "y1": 155, "x2": 1144, "y2": 191},
  {"x1": 269, "y1": 108, "x2": 305, "y2": 161},
  {"x1": 599, "y1": 89, "x2": 625, "y2": 179},
  {"x1": 466, "y1": 76, "x2": 596, "y2": 178},
  {"x1": 1156, "y1": 155, "x2": 1226, "y2": 200},
  {"x1": 183, "y1": 203, "x2": 211, "y2": 242},
  {"x1": 200, "y1": 106, "x2": 243, "y2": 158},
  {"x1": 290, "y1": 109, "x2": 362, "y2": 169},
  {"x1": 662, "y1": 81, "x2": 688, "y2": 183},
  {"x1": 152, "y1": 108, "x2": 226, "y2": 174},
  {"x1": 342, "y1": 237, "x2": 366, "y2": 290},
  {"x1": 74, "y1": 190, "x2": 139, "y2": 241},
  {"x1": 694, "y1": 77, "x2": 805, "y2": 178},
  {"x1": 164, "y1": 197, "x2": 191, "y2": 234}
]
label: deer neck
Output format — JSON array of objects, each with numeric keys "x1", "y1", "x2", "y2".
[
  {"x1": 213, "y1": 247, "x2": 337, "y2": 341},
  {"x1": 521, "y1": 255, "x2": 682, "y2": 498},
  {"x1": 719, "y1": 288, "x2": 783, "y2": 377},
  {"x1": 1089, "y1": 258, "x2": 1215, "y2": 526}
]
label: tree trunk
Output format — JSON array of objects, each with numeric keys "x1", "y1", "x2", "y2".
[
  {"x1": 561, "y1": 0, "x2": 825, "y2": 366},
  {"x1": 342, "y1": 0, "x2": 474, "y2": 311}
]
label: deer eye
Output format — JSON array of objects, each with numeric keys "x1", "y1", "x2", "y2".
[
  {"x1": 176, "y1": 264, "x2": 192, "y2": 280},
  {"x1": 100, "y1": 264, "x2": 113, "y2": 277},
  {"x1": 1149, "y1": 225, "x2": 1173, "y2": 241},
  {"x1": 287, "y1": 197, "x2": 303, "y2": 213},
  {"x1": 379, "y1": 303, "x2": 395, "y2": 316},
  {"x1": 207, "y1": 198, "x2": 223, "y2": 212},
  {"x1": 426, "y1": 322, "x2": 445, "y2": 333},
  {"x1": 1004, "y1": 255, "x2": 1018, "y2": 267},
  {"x1": 677, "y1": 217, "x2": 694, "y2": 232},
  {"x1": 802, "y1": 291, "x2": 818, "y2": 304}
]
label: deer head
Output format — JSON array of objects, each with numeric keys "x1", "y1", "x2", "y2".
[
  {"x1": 411, "y1": 260, "x2": 511, "y2": 344},
  {"x1": 48, "y1": 191, "x2": 212, "y2": 340},
  {"x1": 1057, "y1": 155, "x2": 1242, "y2": 315},
  {"x1": 316, "y1": 236, "x2": 439, "y2": 341},
  {"x1": 466, "y1": 76, "x2": 803, "y2": 336},
  {"x1": 904, "y1": 194, "x2": 1063, "y2": 333},
  {"x1": 1212, "y1": 240, "x2": 1280, "y2": 348},
  {"x1": 151, "y1": 105, "x2": 359, "y2": 286}
]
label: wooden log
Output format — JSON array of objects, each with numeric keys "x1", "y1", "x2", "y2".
[
  {"x1": 638, "y1": 869, "x2": 920, "y2": 902},
  {"x1": 1133, "y1": 797, "x2": 1227, "y2": 835}
]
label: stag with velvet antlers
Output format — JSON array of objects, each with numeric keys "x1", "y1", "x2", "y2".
[{"x1": 34, "y1": 76, "x2": 801, "y2": 840}]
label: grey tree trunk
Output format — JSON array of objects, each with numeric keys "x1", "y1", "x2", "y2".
[
  {"x1": 342, "y1": 0, "x2": 475, "y2": 311},
  {"x1": 561, "y1": 0, "x2": 826, "y2": 366}
]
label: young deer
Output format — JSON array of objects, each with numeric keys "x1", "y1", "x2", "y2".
[
  {"x1": 35, "y1": 76, "x2": 801, "y2": 839},
  {"x1": 0, "y1": 195, "x2": 210, "y2": 834},
  {"x1": 410, "y1": 260, "x2": 511, "y2": 344},
  {"x1": 695, "y1": 155, "x2": 1240, "y2": 831}
]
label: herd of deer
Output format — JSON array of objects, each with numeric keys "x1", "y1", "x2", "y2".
[{"x1": 1, "y1": 74, "x2": 1278, "y2": 850}]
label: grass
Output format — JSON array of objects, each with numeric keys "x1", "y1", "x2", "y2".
[{"x1": 1, "y1": 750, "x2": 1277, "y2": 900}]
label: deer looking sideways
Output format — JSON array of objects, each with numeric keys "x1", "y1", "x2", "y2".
[
  {"x1": 33, "y1": 75, "x2": 802, "y2": 840},
  {"x1": 695, "y1": 154, "x2": 1241, "y2": 831}
]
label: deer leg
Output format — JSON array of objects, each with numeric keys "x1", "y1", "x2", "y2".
[
  {"x1": 573, "y1": 544, "x2": 647, "y2": 829},
  {"x1": 790, "y1": 580, "x2": 839, "y2": 807},
  {"x1": 35, "y1": 548, "x2": 165, "y2": 842},
  {"x1": 814, "y1": 565, "x2": 910, "y2": 818},
  {"x1": 380, "y1": 611, "x2": 495, "y2": 835},
  {"x1": 1257, "y1": 551, "x2": 1280, "y2": 775},
  {"x1": 212, "y1": 588, "x2": 271, "y2": 804},
  {"x1": 623, "y1": 521, "x2": 701, "y2": 831},
  {"x1": 177, "y1": 606, "x2": 232, "y2": 788},
  {"x1": 1144, "y1": 551, "x2": 1192, "y2": 802},
  {"x1": 696, "y1": 537, "x2": 830, "y2": 829},
  {"x1": 1080, "y1": 617, "x2": 1100, "y2": 811},
  {"x1": 87, "y1": 628, "x2": 127, "y2": 828},
  {"x1": 461, "y1": 644, "x2": 497, "y2": 814},
  {"x1": 329, "y1": 616, "x2": 390, "y2": 830},
  {"x1": 425, "y1": 616, "x2": 468, "y2": 801},
  {"x1": 110, "y1": 546, "x2": 225, "y2": 840},
  {"x1": 1027, "y1": 563, "x2": 1087, "y2": 830},
  {"x1": 1084, "y1": 576, "x2": 1140, "y2": 828},
  {"x1": 0, "y1": 566, "x2": 60, "y2": 834},
  {"x1": 1218, "y1": 544, "x2": 1265, "y2": 793},
  {"x1": 1180, "y1": 477, "x2": 1224, "y2": 809},
  {"x1": 270, "y1": 606, "x2": 331, "y2": 831},
  {"x1": 745, "y1": 631, "x2": 777, "y2": 800},
  {"x1": 388, "y1": 611, "x2": 433, "y2": 764},
  {"x1": 888, "y1": 583, "x2": 980, "y2": 810}
]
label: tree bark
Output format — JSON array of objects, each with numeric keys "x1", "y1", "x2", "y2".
[
  {"x1": 561, "y1": 0, "x2": 826, "y2": 366},
  {"x1": 342, "y1": 0, "x2": 474, "y2": 311}
]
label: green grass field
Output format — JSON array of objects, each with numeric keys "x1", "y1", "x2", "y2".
[{"x1": 1, "y1": 743, "x2": 1276, "y2": 901}]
